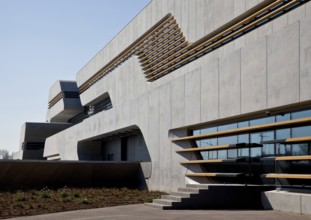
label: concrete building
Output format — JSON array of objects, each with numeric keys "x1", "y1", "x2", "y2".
[{"x1": 13, "y1": 0, "x2": 311, "y2": 214}]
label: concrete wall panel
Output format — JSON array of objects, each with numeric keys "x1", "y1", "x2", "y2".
[
  {"x1": 201, "y1": 59, "x2": 219, "y2": 122},
  {"x1": 272, "y1": 14, "x2": 288, "y2": 32},
  {"x1": 219, "y1": 50, "x2": 241, "y2": 118},
  {"x1": 307, "y1": 2, "x2": 311, "y2": 16},
  {"x1": 203, "y1": 0, "x2": 214, "y2": 36},
  {"x1": 241, "y1": 37, "x2": 267, "y2": 113},
  {"x1": 185, "y1": 68, "x2": 201, "y2": 125},
  {"x1": 213, "y1": 0, "x2": 234, "y2": 31},
  {"x1": 234, "y1": 0, "x2": 246, "y2": 17},
  {"x1": 158, "y1": 83, "x2": 172, "y2": 191},
  {"x1": 181, "y1": 0, "x2": 189, "y2": 41},
  {"x1": 267, "y1": 22, "x2": 299, "y2": 108},
  {"x1": 288, "y1": 4, "x2": 306, "y2": 25},
  {"x1": 300, "y1": 16, "x2": 311, "y2": 101},
  {"x1": 171, "y1": 76, "x2": 185, "y2": 128}
]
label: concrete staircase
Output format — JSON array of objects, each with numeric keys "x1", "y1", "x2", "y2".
[{"x1": 146, "y1": 184, "x2": 274, "y2": 210}]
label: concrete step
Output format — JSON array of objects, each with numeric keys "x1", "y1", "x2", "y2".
[
  {"x1": 170, "y1": 191, "x2": 192, "y2": 198},
  {"x1": 161, "y1": 194, "x2": 182, "y2": 202},
  {"x1": 145, "y1": 202, "x2": 171, "y2": 210},
  {"x1": 153, "y1": 199, "x2": 175, "y2": 206},
  {"x1": 178, "y1": 187, "x2": 200, "y2": 193},
  {"x1": 186, "y1": 184, "x2": 209, "y2": 189}
]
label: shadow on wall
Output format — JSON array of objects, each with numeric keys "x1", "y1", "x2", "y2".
[{"x1": 77, "y1": 126, "x2": 151, "y2": 189}]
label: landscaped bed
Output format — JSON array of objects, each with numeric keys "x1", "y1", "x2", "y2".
[{"x1": 0, "y1": 187, "x2": 164, "y2": 219}]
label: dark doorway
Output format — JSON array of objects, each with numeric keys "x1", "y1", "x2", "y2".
[{"x1": 121, "y1": 137, "x2": 127, "y2": 161}]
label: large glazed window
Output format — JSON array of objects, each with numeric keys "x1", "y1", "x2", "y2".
[{"x1": 174, "y1": 109, "x2": 311, "y2": 189}]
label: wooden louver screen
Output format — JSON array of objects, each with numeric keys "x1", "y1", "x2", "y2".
[{"x1": 78, "y1": 0, "x2": 309, "y2": 94}]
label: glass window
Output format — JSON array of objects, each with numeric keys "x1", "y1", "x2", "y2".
[
  {"x1": 201, "y1": 152, "x2": 209, "y2": 160},
  {"x1": 251, "y1": 131, "x2": 274, "y2": 144},
  {"x1": 276, "y1": 113, "x2": 290, "y2": 122},
  {"x1": 291, "y1": 109, "x2": 311, "y2": 119},
  {"x1": 218, "y1": 136, "x2": 237, "y2": 145},
  {"x1": 292, "y1": 125, "x2": 311, "y2": 138},
  {"x1": 238, "y1": 134, "x2": 249, "y2": 144},
  {"x1": 228, "y1": 149, "x2": 238, "y2": 158},
  {"x1": 262, "y1": 144, "x2": 275, "y2": 156},
  {"x1": 251, "y1": 147, "x2": 262, "y2": 157},
  {"x1": 238, "y1": 121, "x2": 249, "y2": 128},
  {"x1": 218, "y1": 123, "x2": 237, "y2": 132},
  {"x1": 209, "y1": 150, "x2": 217, "y2": 159},
  {"x1": 201, "y1": 127, "x2": 217, "y2": 134},
  {"x1": 218, "y1": 150, "x2": 227, "y2": 159},
  {"x1": 276, "y1": 144, "x2": 291, "y2": 156},
  {"x1": 238, "y1": 148, "x2": 249, "y2": 157},
  {"x1": 292, "y1": 144, "x2": 309, "y2": 156},
  {"x1": 276, "y1": 128, "x2": 291, "y2": 140},
  {"x1": 201, "y1": 138, "x2": 217, "y2": 147},
  {"x1": 192, "y1": 130, "x2": 201, "y2": 136},
  {"x1": 196, "y1": 140, "x2": 202, "y2": 147},
  {"x1": 250, "y1": 116, "x2": 275, "y2": 126}
]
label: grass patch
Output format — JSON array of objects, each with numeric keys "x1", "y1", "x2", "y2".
[{"x1": 0, "y1": 187, "x2": 164, "y2": 219}]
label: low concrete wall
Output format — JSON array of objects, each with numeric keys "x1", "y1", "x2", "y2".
[
  {"x1": 262, "y1": 190, "x2": 311, "y2": 215},
  {"x1": 0, "y1": 160, "x2": 146, "y2": 189}
]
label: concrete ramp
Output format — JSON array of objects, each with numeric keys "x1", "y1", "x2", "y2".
[{"x1": 0, "y1": 160, "x2": 145, "y2": 188}]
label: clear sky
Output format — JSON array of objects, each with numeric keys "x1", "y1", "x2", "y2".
[{"x1": 0, "y1": 0, "x2": 150, "y2": 153}]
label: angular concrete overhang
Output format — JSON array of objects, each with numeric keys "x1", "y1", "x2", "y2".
[
  {"x1": 46, "y1": 80, "x2": 84, "y2": 123},
  {"x1": 19, "y1": 122, "x2": 72, "y2": 148}
]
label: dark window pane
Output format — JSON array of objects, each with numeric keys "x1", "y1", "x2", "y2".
[
  {"x1": 277, "y1": 144, "x2": 291, "y2": 156},
  {"x1": 292, "y1": 144, "x2": 308, "y2": 156}
]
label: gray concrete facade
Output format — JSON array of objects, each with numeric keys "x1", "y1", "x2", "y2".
[{"x1": 17, "y1": 0, "x2": 311, "y2": 207}]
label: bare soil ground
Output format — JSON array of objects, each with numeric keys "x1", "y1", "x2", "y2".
[{"x1": 0, "y1": 187, "x2": 164, "y2": 219}]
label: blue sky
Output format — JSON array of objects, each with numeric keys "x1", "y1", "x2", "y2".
[{"x1": 0, "y1": 0, "x2": 150, "y2": 153}]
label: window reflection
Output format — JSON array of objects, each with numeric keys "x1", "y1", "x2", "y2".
[
  {"x1": 292, "y1": 109, "x2": 311, "y2": 119},
  {"x1": 228, "y1": 149, "x2": 237, "y2": 158},
  {"x1": 192, "y1": 108, "x2": 311, "y2": 187},
  {"x1": 292, "y1": 126, "x2": 311, "y2": 138},
  {"x1": 276, "y1": 128, "x2": 291, "y2": 140},
  {"x1": 250, "y1": 116, "x2": 275, "y2": 126},
  {"x1": 218, "y1": 123, "x2": 237, "y2": 132},
  {"x1": 292, "y1": 144, "x2": 308, "y2": 155},
  {"x1": 276, "y1": 113, "x2": 290, "y2": 122},
  {"x1": 201, "y1": 138, "x2": 217, "y2": 147},
  {"x1": 262, "y1": 144, "x2": 275, "y2": 156},
  {"x1": 218, "y1": 136, "x2": 237, "y2": 145}
]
